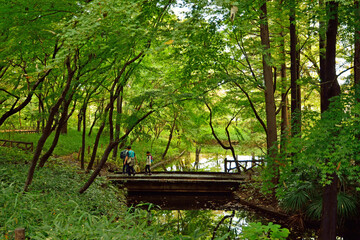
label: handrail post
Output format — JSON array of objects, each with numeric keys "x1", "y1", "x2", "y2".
[
  {"x1": 15, "y1": 228, "x2": 25, "y2": 240},
  {"x1": 251, "y1": 152, "x2": 255, "y2": 168},
  {"x1": 224, "y1": 158, "x2": 227, "y2": 173}
]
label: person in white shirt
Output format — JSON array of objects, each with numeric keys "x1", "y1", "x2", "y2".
[{"x1": 145, "y1": 151, "x2": 152, "y2": 175}]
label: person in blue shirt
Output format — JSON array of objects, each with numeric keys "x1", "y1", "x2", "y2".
[{"x1": 125, "y1": 146, "x2": 136, "y2": 176}]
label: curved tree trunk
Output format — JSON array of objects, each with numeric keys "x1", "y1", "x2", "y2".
[
  {"x1": 24, "y1": 56, "x2": 76, "y2": 191},
  {"x1": 87, "y1": 121, "x2": 106, "y2": 171},
  {"x1": 38, "y1": 98, "x2": 73, "y2": 167}
]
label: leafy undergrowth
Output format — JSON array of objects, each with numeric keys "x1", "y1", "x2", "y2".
[
  {"x1": 0, "y1": 147, "x2": 290, "y2": 240},
  {"x1": 0, "y1": 148, "x2": 192, "y2": 240}
]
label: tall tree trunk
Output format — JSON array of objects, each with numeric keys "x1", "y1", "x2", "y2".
[
  {"x1": 319, "y1": 0, "x2": 326, "y2": 101},
  {"x1": 109, "y1": 92, "x2": 115, "y2": 143},
  {"x1": 280, "y1": 3, "x2": 289, "y2": 153},
  {"x1": 320, "y1": 2, "x2": 340, "y2": 113},
  {"x1": 260, "y1": 1, "x2": 278, "y2": 184},
  {"x1": 319, "y1": 2, "x2": 340, "y2": 239},
  {"x1": 24, "y1": 56, "x2": 76, "y2": 191},
  {"x1": 112, "y1": 92, "x2": 123, "y2": 160},
  {"x1": 290, "y1": 0, "x2": 301, "y2": 137},
  {"x1": 81, "y1": 104, "x2": 87, "y2": 170},
  {"x1": 355, "y1": 0, "x2": 360, "y2": 102}
]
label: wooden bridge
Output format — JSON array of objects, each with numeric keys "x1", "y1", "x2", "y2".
[{"x1": 108, "y1": 171, "x2": 249, "y2": 210}]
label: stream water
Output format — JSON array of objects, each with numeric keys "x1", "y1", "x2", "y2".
[{"x1": 166, "y1": 154, "x2": 259, "y2": 172}]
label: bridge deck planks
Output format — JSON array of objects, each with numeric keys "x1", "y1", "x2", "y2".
[{"x1": 109, "y1": 172, "x2": 246, "y2": 193}]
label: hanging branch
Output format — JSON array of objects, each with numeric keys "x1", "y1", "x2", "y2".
[
  {"x1": 233, "y1": 82, "x2": 267, "y2": 136},
  {"x1": 0, "y1": 42, "x2": 61, "y2": 127},
  {"x1": 205, "y1": 101, "x2": 242, "y2": 172}
]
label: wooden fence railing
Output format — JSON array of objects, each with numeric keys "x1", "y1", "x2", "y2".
[
  {"x1": 224, "y1": 158, "x2": 265, "y2": 173},
  {"x1": 0, "y1": 129, "x2": 38, "y2": 134},
  {"x1": 0, "y1": 139, "x2": 34, "y2": 152}
]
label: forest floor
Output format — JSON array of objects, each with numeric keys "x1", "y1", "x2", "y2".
[{"x1": 234, "y1": 183, "x2": 318, "y2": 239}]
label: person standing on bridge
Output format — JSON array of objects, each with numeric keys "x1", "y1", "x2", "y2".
[
  {"x1": 145, "y1": 151, "x2": 153, "y2": 175},
  {"x1": 125, "y1": 146, "x2": 136, "y2": 176},
  {"x1": 120, "y1": 147, "x2": 128, "y2": 174}
]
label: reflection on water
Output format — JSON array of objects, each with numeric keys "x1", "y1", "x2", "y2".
[{"x1": 167, "y1": 154, "x2": 260, "y2": 172}]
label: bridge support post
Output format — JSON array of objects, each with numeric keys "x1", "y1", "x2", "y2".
[
  {"x1": 15, "y1": 228, "x2": 25, "y2": 240},
  {"x1": 251, "y1": 152, "x2": 255, "y2": 168}
]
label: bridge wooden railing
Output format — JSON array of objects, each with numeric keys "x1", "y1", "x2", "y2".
[
  {"x1": 224, "y1": 158, "x2": 264, "y2": 173},
  {"x1": 0, "y1": 139, "x2": 34, "y2": 152}
]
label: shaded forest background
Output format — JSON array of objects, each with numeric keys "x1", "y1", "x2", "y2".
[{"x1": 1, "y1": 0, "x2": 360, "y2": 239}]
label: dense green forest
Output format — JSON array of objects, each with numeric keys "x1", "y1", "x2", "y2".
[{"x1": 1, "y1": 0, "x2": 360, "y2": 239}]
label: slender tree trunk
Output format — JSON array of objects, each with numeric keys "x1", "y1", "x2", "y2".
[
  {"x1": 60, "y1": 106, "x2": 68, "y2": 134},
  {"x1": 109, "y1": 93, "x2": 114, "y2": 143},
  {"x1": 280, "y1": 5, "x2": 289, "y2": 153},
  {"x1": 355, "y1": 0, "x2": 360, "y2": 102},
  {"x1": 87, "y1": 122, "x2": 105, "y2": 171},
  {"x1": 38, "y1": 99, "x2": 73, "y2": 167},
  {"x1": 36, "y1": 93, "x2": 43, "y2": 132},
  {"x1": 81, "y1": 104, "x2": 87, "y2": 170},
  {"x1": 88, "y1": 101, "x2": 103, "y2": 137},
  {"x1": 195, "y1": 146, "x2": 201, "y2": 170},
  {"x1": 260, "y1": 1, "x2": 278, "y2": 184},
  {"x1": 112, "y1": 92, "x2": 123, "y2": 160},
  {"x1": 319, "y1": 2, "x2": 340, "y2": 239},
  {"x1": 77, "y1": 110, "x2": 82, "y2": 132},
  {"x1": 290, "y1": 0, "x2": 301, "y2": 137},
  {"x1": 24, "y1": 56, "x2": 76, "y2": 191},
  {"x1": 161, "y1": 114, "x2": 177, "y2": 162}
]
